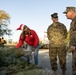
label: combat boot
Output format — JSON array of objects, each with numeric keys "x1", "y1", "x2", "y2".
[
  {"x1": 53, "y1": 71, "x2": 58, "y2": 75},
  {"x1": 62, "y1": 71, "x2": 66, "y2": 75}
]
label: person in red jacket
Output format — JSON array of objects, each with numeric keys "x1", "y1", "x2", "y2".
[{"x1": 16, "y1": 24, "x2": 40, "y2": 65}]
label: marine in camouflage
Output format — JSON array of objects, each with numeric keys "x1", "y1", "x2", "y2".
[
  {"x1": 63, "y1": 6, "x2": 76, "y2": 75},
  {"x1": 70, "y1": 16, "x2": 76, "y2": 75},
  {"x1": 47, "y1": 21, "x2": 67, "y2": 71}
]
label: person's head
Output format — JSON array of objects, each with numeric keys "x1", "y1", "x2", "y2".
[
  {"x1": 16, "y1": 24, "x2": 30, "y2": 39},
  {"x1": 63, "y1": 6, "x2": 76, "y2": 20},
  {"x1": 16, "y1": 24, "x2": 30, "y2": 33},
  {"x1": 51, "y1": 13, "x2": 58, "y2": 22}
]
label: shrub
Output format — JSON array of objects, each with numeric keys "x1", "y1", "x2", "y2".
[
  {"x1": 0, "y1": 47, "x2": 41, "y2": 75},
  {"x1": 12, "y1": 69, "x2": 54, "y2": 75}
]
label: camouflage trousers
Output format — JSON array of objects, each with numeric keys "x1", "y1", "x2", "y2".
[
  {"x1": 72, "y1": 50, "x2": 76, "y2": 75},
  {"x1": 49, "y1": 45, "x2": 66, "y2": 71}
]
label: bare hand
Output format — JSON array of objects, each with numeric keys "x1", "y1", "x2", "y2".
[{"x1": 70, "y1": 45, "x2": 75, "y2": 51}]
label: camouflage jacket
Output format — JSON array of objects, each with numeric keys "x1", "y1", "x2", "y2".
[
  {"x1": 47, "y1": 22, "x2": 67, "y2": 47},
  {"x1": 69, "y1": 16, "x2": 76, "y2": 46}
]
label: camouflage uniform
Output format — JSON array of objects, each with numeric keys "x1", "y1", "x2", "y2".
[
  {"x1": 47, "y1": 13, "x2": 67, "y2": 72},
  {"x1": 70, "y1": 16, "x2": 76, "y2": 75},
  {"x1": 63, "y1": 7, "x2": 76, "y2": 75}
]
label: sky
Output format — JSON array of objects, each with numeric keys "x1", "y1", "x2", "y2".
[{"x1": 0, "y1": 0, "x2": 76, "y2": 42}]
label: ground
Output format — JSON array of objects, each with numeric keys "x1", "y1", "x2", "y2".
[{"x1": 31, "y1": 49, "x2": 72, "y2": 75}]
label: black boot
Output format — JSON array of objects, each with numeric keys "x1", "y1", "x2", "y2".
[{"x1": 62, "y1": 71, "x2": 66, "y2": 75}]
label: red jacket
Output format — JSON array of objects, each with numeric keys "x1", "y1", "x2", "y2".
[{"x1": 16, "y1": 30, "x2": 39, "y2": 48}]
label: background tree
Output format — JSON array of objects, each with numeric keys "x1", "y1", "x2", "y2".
[{"x1": 0, "y1": 10, "x2": 12, "y2": 37}]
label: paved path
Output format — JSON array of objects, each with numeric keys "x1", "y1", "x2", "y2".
[{"x1": 31, "y1": 49, "x2": 72, "y2": 75}]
